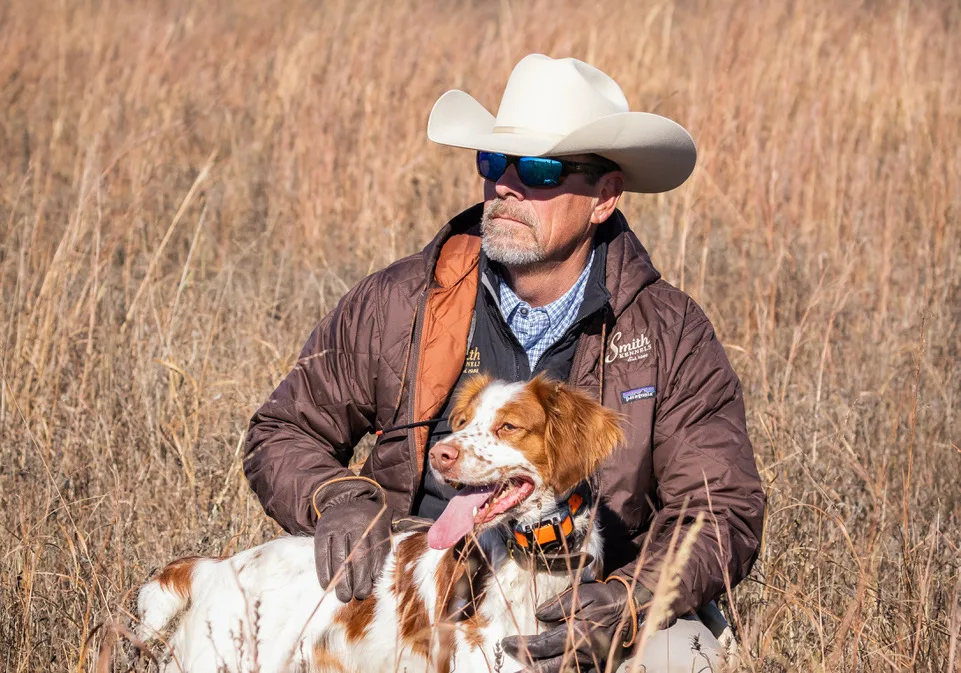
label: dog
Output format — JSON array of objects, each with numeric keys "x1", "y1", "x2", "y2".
[{"x1": 137, "y1": 375, "x2": 624, "y2": 672}]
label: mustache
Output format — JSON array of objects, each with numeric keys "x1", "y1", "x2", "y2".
[{"x1": 482, "y1": 200, "x2": 536, "y2": 228}]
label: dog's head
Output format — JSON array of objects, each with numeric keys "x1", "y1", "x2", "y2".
[{"x1": 426, "y1": 375, "x2": 624, "y2": 550}]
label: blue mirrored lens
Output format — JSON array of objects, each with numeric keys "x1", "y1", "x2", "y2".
[
  {"x1": 517, "y1": 157, "x2": 563, "y2": 187},
  {"x1": 477, "y1": 152, "x2": 508, "y2": 181},
  {"x1": 476, "y1": 152, "x2": 566, "y2": 187}
]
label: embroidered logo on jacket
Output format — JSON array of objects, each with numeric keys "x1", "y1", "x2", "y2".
[
  {"x1": 463, "y1": 347, "x2": 481, "y2": 375},
  {"x1": 605, "y1": 331, "x2": 652, "y2": 364},
  {"x1": 621, "y1": 386, "x2": 656, "y2": 403}
]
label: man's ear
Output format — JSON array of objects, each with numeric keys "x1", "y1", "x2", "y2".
[
  {"x1": 533, "y1": 376, "x2": 624, "y2": 493},
  {"x1": 590, "y1": 172, "x2": 624, "y2": 224}
]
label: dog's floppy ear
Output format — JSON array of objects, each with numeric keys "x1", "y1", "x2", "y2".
[{"x1": 529, "y1": 375, "x2": 624, "y2": 494}]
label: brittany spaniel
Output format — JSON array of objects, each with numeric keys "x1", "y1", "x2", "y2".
[{"x1": 137, "y1": 375, "x2": 624, "y2": 672}]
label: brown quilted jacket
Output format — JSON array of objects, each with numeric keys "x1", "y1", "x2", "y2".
[{"x1": 244, "y1": 204, "x2": 765, "y2": 614}]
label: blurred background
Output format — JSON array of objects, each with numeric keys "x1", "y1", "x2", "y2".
[{"x1": 0, "y1": 0, "x2": 958, "y2": 670}]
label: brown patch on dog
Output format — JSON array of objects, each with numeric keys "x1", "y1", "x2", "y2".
[
  {"x1": 462, "y1": 612, "x2": 491, "y2": 650},
  {"x1": 393, "y1": 532, "x2": 429, "y2": 582},
  {"x1": 333, "y1": 597, "x2": 376, "y2": 642},
  {"x1": 313, "y1": 640, "x2": 350, "y2": 672},
  {"x1": 156, "y1": 556, "x2": 204, "y2": 598},
  {"x1": 512, "y1": 375, "x2": 625, "y2": 493},
  {"x1": 447, "y1": 374, "x2": 492, "y2": 430},
  {"x1": 433, "y1": 540, "x2": 489, "y2": 620},
  {"x1": 431, "y1": 620, "x2": 460, "y2": 673},
  {"x1": 391, "y1": 533, "x2": 432, "y2": 658},
  {"x1": 433, "y1": 541, "x2": 461, "y2": 616},
  {"x1": 434, "y1": 540, "x2": 491, "y2": 652}
]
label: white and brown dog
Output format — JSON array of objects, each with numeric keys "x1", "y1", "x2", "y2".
[{"x1": 137, "y1": 375, "x2": 624, "y2": 672}]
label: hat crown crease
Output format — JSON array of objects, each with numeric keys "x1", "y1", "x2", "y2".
[{"x1": 494, "y1": 56, "x2": 629, "y2": 140}]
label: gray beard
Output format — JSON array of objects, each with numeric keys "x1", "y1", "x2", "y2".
[
  {"x1": 480, "y1": 201, "x2": 547, "y2": 267},
  {"x1": 480, "y1": 236, "x2": 546, "y2": 266}
]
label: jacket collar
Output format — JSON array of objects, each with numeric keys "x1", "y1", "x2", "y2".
[
  {"x1": 420, "y1": 203, "x2": 484, "y2": 290},
  {"x1": 594, "y1": 209, "x2": 661, "y2": 317}
]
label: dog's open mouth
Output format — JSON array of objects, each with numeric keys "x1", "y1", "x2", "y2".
[{"x1": 427, "y1": 476, "x2": 536, "y2": 550}]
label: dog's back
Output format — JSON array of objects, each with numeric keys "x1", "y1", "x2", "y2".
[
  {"x1": 138, "y1": 537, "x2": 338, "y2": 671},
  {"x1": 138, "y1": 531, "x2": 552, "y2": 672}
]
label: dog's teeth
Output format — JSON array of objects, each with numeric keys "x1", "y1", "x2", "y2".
[{"x1": 472, "y1": 506, "x2": 478, "y2": 517}]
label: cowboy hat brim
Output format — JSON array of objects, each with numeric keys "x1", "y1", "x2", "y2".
[{"x1": 427, "y1": 90, "x2": 696, "y2": 194}]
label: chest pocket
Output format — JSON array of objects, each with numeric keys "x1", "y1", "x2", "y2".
[
  {"x1": 598, "y1": 335, "x2": 659, "y2": 534},
  {"x1": 604, "y1": 345, "x2": 658, "y2": 445}
]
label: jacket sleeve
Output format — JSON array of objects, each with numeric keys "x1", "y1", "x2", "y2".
[
  {"x1": 621, "y1": 303, "x2": 765, "y2": 615},
  {"x1": 243, "y1": 275, "x2": 383, "y2": 535}
]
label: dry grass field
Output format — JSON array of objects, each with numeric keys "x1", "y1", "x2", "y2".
[{"x1": 0, "y1": 0, "x2": 958, "y2": 670}]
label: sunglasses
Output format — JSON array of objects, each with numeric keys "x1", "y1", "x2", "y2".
[{"x1": 476, "y1": 151, "x2": 619, "y2": 188}]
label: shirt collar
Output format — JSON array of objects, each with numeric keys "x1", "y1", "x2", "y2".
[{"x1": 497, "y1": 248, "x2": 596, "y2": 324}]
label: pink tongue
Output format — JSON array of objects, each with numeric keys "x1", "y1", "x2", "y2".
[{"x1": 427, "y1": 486, "x2": 496, "y2": 550}]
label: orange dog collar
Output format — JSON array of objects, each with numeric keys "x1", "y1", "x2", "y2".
[{"x1": 512, "y1": 492, "x2": 584, "y2": 551}]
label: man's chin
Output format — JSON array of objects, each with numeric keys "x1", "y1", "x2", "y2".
[
  {"x1": 482, "y1": 238, "x2": 545, "y2": 267},
  {"x1": 481, "y1": 226, "x2": 544, "y2": 266}
]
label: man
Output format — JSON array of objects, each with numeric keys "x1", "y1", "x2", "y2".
[{"x1": 244, "y1": 54, "x2": 764, "y2": 671}]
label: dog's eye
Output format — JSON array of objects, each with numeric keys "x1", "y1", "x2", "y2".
[
  {"x1": 450, "y1": 416, "x2": 467, "y2": 431},
  {"x1": 500, "y1": 422, "x2": 519, "y2": 432}
]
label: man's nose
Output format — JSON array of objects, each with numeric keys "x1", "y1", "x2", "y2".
[
  {"x1": 429, "y1": 442, "x2": 460, "y2": 471},
  {"x1": 493, "y1": 164, "x2": 527, "y2": 200}
]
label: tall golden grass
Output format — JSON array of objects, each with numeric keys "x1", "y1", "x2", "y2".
[{"x1": 0, "y1": 0, "x2": 958, "y2": 669}]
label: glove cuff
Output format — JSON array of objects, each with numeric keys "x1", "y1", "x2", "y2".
[
  {"x1": 311, "y1": 476, "x2": 386, "y2": 521},
  {"x1": 604, "y1": 575, "x2": 654, "y2": 649}
]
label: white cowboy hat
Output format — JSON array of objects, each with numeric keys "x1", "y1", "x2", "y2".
[{"x1": 427, "y1": 54, "x2": 696, "y2": 193}]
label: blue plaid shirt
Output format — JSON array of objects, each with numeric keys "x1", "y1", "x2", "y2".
[{"x1": 497, "y1": 250, "x2": 595, "y2": 369}]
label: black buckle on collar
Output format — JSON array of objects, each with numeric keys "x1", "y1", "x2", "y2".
[{"x1": 511, "y1": 490, "x2": 586, "y2": 554}]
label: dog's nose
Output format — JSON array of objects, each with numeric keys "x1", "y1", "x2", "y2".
[{"x1": 429, "y1": 442, "x2": 459, "y2": 470}]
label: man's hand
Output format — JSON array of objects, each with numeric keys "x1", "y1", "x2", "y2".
[
  {"x1": 313, "y1": 479, "x2": 393, "y2": 602},
  {"x1": 501, "y1": 578, "x2": 652, "y2": 673}
]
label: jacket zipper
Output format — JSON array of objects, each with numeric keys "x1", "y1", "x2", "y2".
[
  {"x1": 496, "y1": 303, "x2": 524, "y2": 380},
  {"x1": 482, "y1": 281, "x2": 524, "y2": 379},
  {"x1": 569, "y1": 308, "x2": 610, "y2": 399},
  {"x1": 405, "y1": 285, "x2": 432, "y2": 512}
]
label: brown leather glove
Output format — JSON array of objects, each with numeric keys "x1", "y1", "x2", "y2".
[
  {"x1": 501, "y1": 577, "x2": 652, "y2": 673},
  {"x1": 313, "y1": 479, "x2": 393, "y2": 602}
]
